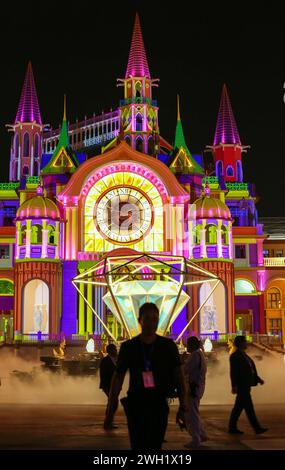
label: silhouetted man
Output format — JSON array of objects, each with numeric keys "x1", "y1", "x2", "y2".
[
  {"x1": 99, "y1": 343, "x2": 118, "y2": 429},
  {"x1": 229, "y1": 335, "x2": 268, "y2": 435},
  {"x1": 104, "y1": 302, "x2": 187, "y2": 450},
  {"x1": 184, "y1": 336, "x2": 208, "y2": 448}
]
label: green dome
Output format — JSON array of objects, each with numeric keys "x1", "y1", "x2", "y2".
[
  {"x1": 16, "y1": 196, "x2": 60, "y2": 220},
  {"x1": 192, "y1": 195, "x2": 231, "y2": 220}
]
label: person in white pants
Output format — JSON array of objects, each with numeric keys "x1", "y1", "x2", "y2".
[{"x1": 184, "y1": 336, "x2": 208, "y2": 449}]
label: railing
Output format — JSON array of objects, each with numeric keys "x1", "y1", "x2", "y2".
[
  {"x1": 264, "y1": 257, "x2": 285, "y2": 267},
  {"x1": 202, "y1": 176, "x2": 219, "y2": 184},
  {"x1": 13, "y1": 333, "x2": 89, "y2": 344},
  {"x1": 0, "y1": 182, "x2": 20, "y2": 190},
  {"x1": 119, "y1": 98, "x2": 157, "y2": 106},
  {"x1": 226, "y1": 182, "x2": 248, "y2": 191}
]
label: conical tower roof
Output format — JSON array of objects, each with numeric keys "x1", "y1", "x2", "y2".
[
  {"x1": 125, "y1": 13, "x2": 151, "y2": 79},
  {"x1": 213, "y1": 84, "x2": 241, "y2": 146},
  {"x1": 15, "y1": 62, "x2": 42, "y2": 125}
]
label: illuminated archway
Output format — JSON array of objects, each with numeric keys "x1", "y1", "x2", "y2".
[{"x1": 22, "y1": 280, "x2": 49, "y2": 334}]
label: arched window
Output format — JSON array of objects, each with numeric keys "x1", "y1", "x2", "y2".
[
  {"x1": 216, "y1": 161, "x2": 223, "y2": 178},
  {"x1": 0, "y1": 279, "x2": 14, "y2": 295},
  {"x1": 82, "y1": 130, "x2": 86, "y2": 141},
  {"x1": 125, "y1": 136, "x2": 131, "y2": 147},
  {"x1": 267, "y1": 287, "x2": 281, "y2": 309},
  {"x1": 31, "y1": 224, "x2": 42, "y2": 244},
  {"x1": 193, "y1": 224, "x2": 202, "y2": 244},
  {"x1": 107, "y1": 122, "x2": 111, "y2": 133},
  {"x1": 23, "y1": 166, "x2": 29, "y2": 176},
  {"x1": 221, "y1": 225, "x2": 229, "y2": 245},
  {"x1": 34, "y1": 134, "x2": 40, "y2": 158},
  {"x1": 136, "y1": 114, "x2": 143, "y2": 131},
  {"x1": 23, "y1": 133, "x2": 30, "y2": 157},
  {"x1": 23, "y1": 279, "x2": 49, "y2": 334},
  {"x1": 236, "y1": 161, "x2": 243, "y2": 182},
  {"x1": 136, "y1": 137, "x2": 143, "y2": 153},
  {"x1": 147, "y1": 137, "x2": 154, "y2": 155},
  {"x1": 47, "y1": 142, "x2": 51, "y2": 152},
  {"x1": 95, "y1": 126, "x2": 98, "y2": 137},
  {"x1": 206, "y1": 224, "x2": 217, "y2": 244},
  {"x1": 47, "y1": 225, "x2": 55, "y2": 245},
  {"x1": 14, "y1": 134, "x2": 19, "y2": 158},
  {"x1": 226, "y1": 165, "x2": 234, "y2": 177},
  {"x1": 234, "y1": 279, "x2": 256, "y2": 295},
  {"x1": 86, "y1": 129, "x2": 90, "y2": 140},
  {"x1": 135, "y1": 81, "x2": 142, "y2": 99},
  {"x1": 33, "y1": 161, "x2": 38, "y2": 176},
  {"x1": 20, "y1": 225, "x2": 27, "y2": 245}
]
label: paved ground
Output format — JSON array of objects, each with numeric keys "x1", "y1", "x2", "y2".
[{"x1": 0, "y1": 403, "x2": 284, "y2": 450}]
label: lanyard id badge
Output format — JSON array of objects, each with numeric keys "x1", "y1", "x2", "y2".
[{"x1": 142, "y1": 370, "x2": 155, "y2": 388}]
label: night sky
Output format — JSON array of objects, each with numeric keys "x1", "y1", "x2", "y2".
[{"x1": 0, "y1": 1, "x2": 284, "y2": 216}]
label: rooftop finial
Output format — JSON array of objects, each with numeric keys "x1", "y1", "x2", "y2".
[
  {"x1": 63, "y1": 94, "x2": 67, "y2": 121},
  {"x1": 204, "y1": 181, "x2": 211, "y2": 197},
  {"x1": 36, "y1": 182, "x2": 43, "y2": 195},
  {"x1": 177, "y1": 94, "x2": 181, "y2": 121}
]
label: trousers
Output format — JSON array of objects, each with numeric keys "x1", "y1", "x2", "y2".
[
  {"x1": 186, "y1": 395, "x2": 207, "y2": 445},
  {"x1": 229, "y1": 387, "x2": 261, "y2": 430}
]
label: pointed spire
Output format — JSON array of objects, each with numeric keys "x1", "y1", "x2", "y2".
[
  {"x1": 41, "y1": 97, "x2": 79, "y2": 175},
  {"x1": 174, "y1": 95, "x2": 190, "y2": 153},
  {"x1": 57, "y1": 95, "x2": 69, "y2": 149},
  {"x1": 125, "y1": 13, "x2": 151, "y2": 79},
  {"x1": 15, "y1": 62, "x2": 42, "y2": 124},
  {"x1": 213, "y1": 84, "x2": 241, "y2": 146},
  {"x1": 171, "y1": 96, "x2": 204, "y2": 175}
]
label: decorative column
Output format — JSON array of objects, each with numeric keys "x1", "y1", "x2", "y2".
[
  {"x1": 228, "y1": 222, "x2": 233, "y2": 259},
  {"x1": 87, "y1": 282, "x2": 93, "y2": 334},
  {"x1": 217, "y1": 220, "x2": 223, "y2": 258},
  {"x1": 188, "y1": 220, "x2": 194, "y2": 258},
  {"x1": 200, "y1": 220, "x2": 207, "y2": 258},
  {"x1": 71, "y1": 207, "x2": 78, "y2": 260},
  {"x1": 54, "y1": 221, "x2": 60, "y2": 259},
  {"x1": 78, "y1": 269, "x2": 85, "y2": 335},
  {"x1": 16, "y1": 221, "x2": 21, "y2": 259},
  {"x1": 175, "y1": 203, "x2": 184, "y2": 256},
  {"x1": 42, "y1": 219, "x2": 48, "y2": 259},
  {"x1": 25, "y1": 219, "x2": 31, "y2": 258}
]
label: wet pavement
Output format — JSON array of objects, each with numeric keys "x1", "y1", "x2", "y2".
[{"x1": 0, "y1": 403, "x2": 284, "y2": 450}]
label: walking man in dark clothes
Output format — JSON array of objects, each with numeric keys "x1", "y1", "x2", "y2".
[
  {"x1": 228, "y1": 335, "x2": 268, "y2": 435},
  {"x1": 99, "y1": 343, "x2": 118, "y2": 429},
  {"x1": 104, "y1": 302, "x2": 187, "y2": 450}
]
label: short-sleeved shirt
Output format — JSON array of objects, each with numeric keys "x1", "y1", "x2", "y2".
[{"x1": 116, "y1": 334, "x2": 181, "y2": 398}]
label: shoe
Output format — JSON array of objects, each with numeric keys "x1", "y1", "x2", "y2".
[
  {"x1": 184, "y1": 441, "x2": 200, "y2": 449},
  {"x1": 228, "y1": 429, "x2": 244, "y2": 434},
  {"x1": 255, "y1": 427, "x2": 268, "y2": 435},
  {"x1": 104, "y1": 423, "x2": 119, "y2": 430}
]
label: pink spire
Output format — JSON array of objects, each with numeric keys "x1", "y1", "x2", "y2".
[
  {"x1": 213, "y1": 84, "x2": 241, "y2": 146},
  {"x1": 125, "y1": 13, "x2": 151, "y2": 79},
  {"x1": 15, "y1": 62, "x2": 42, "y2": 125}
]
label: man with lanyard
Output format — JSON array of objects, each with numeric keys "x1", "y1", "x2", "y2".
[
  {"x1": 229, "y1": 335, "x2": 268, "y2": 434},
  {"x1": 104, "y1": 302, "x2": 187, "y2": 450}
]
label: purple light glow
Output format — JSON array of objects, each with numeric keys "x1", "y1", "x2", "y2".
[
  {"x1": 15, "y1": 62, "x2": 42, "y2": 125},
  {"x1": 213, "y1": 84, "x2": 241, "y2": 146}
]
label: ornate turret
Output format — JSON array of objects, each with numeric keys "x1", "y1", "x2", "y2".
[
  {"x1": 206, "y1": 84, "x2": 249, "y2": 183},
  {"x1": 117, "y1": 13, "x2": 160, "y2": 156},
  {"x1": 7, "y1": 62, "x2": 45, "y2": 181}
]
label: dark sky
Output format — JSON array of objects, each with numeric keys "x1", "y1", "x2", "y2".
[{"x1": 0, "y1": 1, "x2": 284, "y2": 216}]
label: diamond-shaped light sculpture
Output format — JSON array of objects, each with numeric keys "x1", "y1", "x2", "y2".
[{"x1": 72, "y1": 250, "x2": 220, "y2": 341}]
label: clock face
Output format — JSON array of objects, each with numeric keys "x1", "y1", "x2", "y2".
[{"x1": 94, "y1": 186, "x2": 153, "y2": 244}]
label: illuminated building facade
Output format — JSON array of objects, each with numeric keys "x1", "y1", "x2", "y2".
[{"x1": 0, "y1": 13, "x2": 284, "y2": 342}]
